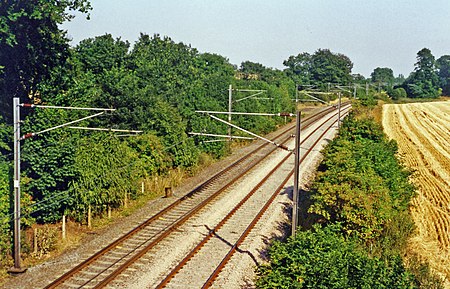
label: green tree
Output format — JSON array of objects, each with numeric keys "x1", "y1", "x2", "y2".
[
  {"x1": 240, "y1": 61, "x2": 265, "y2": 75},
  {"x1": 395, "y1": 74, "x2": 406, "y2": 85},
  {"x1": 310, "y1": 49, "x2": 353, "y2": 86},
  {"x1": 283, "y1": 52, "x2": 312, "y2": 85},
  {"x1": 352, "y1": 73, "x2": 366, "y2": 84},
  {"x1": 21, "y1": 108, "x2": 79, "y2": 223},
  {"x1": 0, "y1": 0, "x2": 92, "y2": 121},
  {"x1": 371, "y1": 67, "x2": 395, "y2": 86},
  {"x1": 284, "y1": 49, "x2": 353, "y2": 87},
  {"x1": 405, "y1": 48, "x2": 440, "y2": 98},
  {"x1": 436, "y1": 55, "x2": 450, "y2": 96},
  {"x1": 74, "y1": 34, "x2": 130, "y2": 75}
]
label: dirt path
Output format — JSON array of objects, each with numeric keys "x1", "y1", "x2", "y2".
[{"x1": 382, "y1": 101, "x2": 450, "y2": 287}]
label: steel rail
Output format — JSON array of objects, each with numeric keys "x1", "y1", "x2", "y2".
[
  {"x1": 89, "y1": 107, "x2": 345, "y2": 289},
  {"x1": 43, "y1": 104, "x2": 350, "y2": 289},
  {"x1": 44, "y1": 114, "x2": 296, "y2": 289},
  {"x1": 202, "y1": 110, "x2": 351, "y2": 288},
  {"x1": 156, "y1": 106, "x2": 351, "y2": 288}
]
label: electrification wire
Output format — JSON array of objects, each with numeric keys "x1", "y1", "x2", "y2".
[
  {"x1": 5, "y1": 129, "x2": 196, "y2": 225},
  {"x1": 18, "y1": 147, "x2": 145, "y2": 219},
  {"x1": 20, "y1": 195, "x2": 74, "y2": 221},
  {"x1": 0, "y1": 212, "x2": 14, "y2": 224},
  {"x1": 21, "y1": 190, "x2": 71, "y2": 213}
]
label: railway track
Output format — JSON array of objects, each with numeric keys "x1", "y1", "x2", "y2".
[
  {"x1": 44, "y1": 104, "x2": 351, "y2": 289},
  {"x1": 156, "y1": 106, "x2": 351, "y2": 289}
]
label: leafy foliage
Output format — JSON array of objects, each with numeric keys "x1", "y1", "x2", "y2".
[
  {"x1": 0, "y1": 154, "x2": 11, "y2": 264},
  {"x1": 74, "y1": 34, "x2": 130, "y2": 74},
  {"x1": 387, "y1": 87, "x2": 407, "y2": 100},
  {"x1": 283, "y1": 49, "x2": 353, "y2": 87},
  {"x1": 371, "y1": 67, "x2": 395, "y2": 85},
  {"x1": 0, "y1": 0, "x2": 92, "y2": 121},
  {"x1": 436, "y1": 55, "x2": 450, "y2": 96},
  {"x1": 70, "y1": 134, "x2": 142, "y2": 221},
  {"x1": 21, "y1": 108, "x2": 79, "y2": 223},
  {"x1": 405, "y1": 48, "x2": 441, "y2": 98},
  {"x1": 308, "y1": 113, "x2": 415, "y2": 244},
  {"x1": 256, "y1": 225, "x2": 416, "y2": 289},
  {"x1": 257, "y1": 102, "x2": 442, "y2": 288}
]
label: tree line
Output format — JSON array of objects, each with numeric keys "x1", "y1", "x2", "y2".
[{"x1": 0, "y1": 0, "x2": 448, "y2": 267}]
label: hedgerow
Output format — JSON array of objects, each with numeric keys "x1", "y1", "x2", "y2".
[{"x1": 256, "y1": 100, "x2": 443, "y2": 288}]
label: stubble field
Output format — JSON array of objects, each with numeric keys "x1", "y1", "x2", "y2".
[{"x1": 383, "y1": 101, "x2": 450, "y2": 286}]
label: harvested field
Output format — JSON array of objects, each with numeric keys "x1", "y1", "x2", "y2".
[{"x1": 383, "y1": 101, "x2": 450, "y2": 287}]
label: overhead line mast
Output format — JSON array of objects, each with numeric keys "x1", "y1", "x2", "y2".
[{"x1": 10, "y1": 99, "x2": 140, "y2": 273}]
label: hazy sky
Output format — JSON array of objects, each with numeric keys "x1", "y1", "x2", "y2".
[{"x1": 61, "y1": 0, "x2": 450, "y2": 77}]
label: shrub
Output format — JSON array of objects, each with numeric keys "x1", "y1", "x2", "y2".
[
  {"x1": 308, "y1": 113, "x2": 415, "y2": 245},
  {"x1": 256, "y1": 225, "x2": 416, "y2": 289},
  {"x1": 388, "y1": 87, "x2": 407, "y2": 100}
]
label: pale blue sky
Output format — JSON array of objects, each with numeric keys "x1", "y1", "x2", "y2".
[{"x1": 61, "y1": 0, "x2": 450, "y2": 77}]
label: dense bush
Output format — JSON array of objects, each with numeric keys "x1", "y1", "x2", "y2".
[
  {"x1": 0, "y1": 157, "x2": 11, "y2": 265},
  {"x1": 387, "y1": 87, "x2": 407, "y2": 100},
  {"x1": 308, "y1": 112, "x2": 415, "y2": 247},
  {"x1": 256, "y1": 225, "x2": 416, "y2": 289}
]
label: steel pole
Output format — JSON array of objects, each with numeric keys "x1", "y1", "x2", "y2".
[
  {"x1": 11, "y1": 98, "x2": 25, "y2": 272},
  {"x1": 338, "y1": 92, "x2": 342, "y2": 129},
  {"x1": 292, "y1": 110, "x2": 301, "y2": 237},
  {"x1": 228, "y1": 84, "x2": 232, "y2": 141}
]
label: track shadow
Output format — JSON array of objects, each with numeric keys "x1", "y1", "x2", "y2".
[
  {"x1": 204, "y1": 225, "x2": 260, "y2": 267},
  {"x1": 280, "y1": 184, "x2": 321, "y2": 231},
  {"x1": 258, "y1": 184, "x2": 322, "y2": 260},
  {"x1": 256, "y1": 185, "x2": 293, "y2": 262}
]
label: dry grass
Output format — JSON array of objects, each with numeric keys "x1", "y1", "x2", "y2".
[{"x1": 372, "y1": 100, "x2": 384, "y2": 125}]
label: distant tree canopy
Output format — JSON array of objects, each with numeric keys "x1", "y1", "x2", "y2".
[
  {"x1": 283, "y1": 49, "x2": 353, "y2": 87},
  {"x1": 0, "y1": 0, "x2": 92, "y2": 122},
  {"x1": 352, "y1": 73, "x2": 366, "y2": 84},
  {"x1": 240, "y1": 61, "x2": 266, "y2": 75},
  {"x1": 371, "y1": 67, "x2": 394, "y2": 85},
  {"x1": 436, "y1": 55, "x2": 450, "y2": 96},
  {"x1": 258, "y1": 47, "x2": 449, "y2": 100},
  {"x1": 405, "y1": 48, "x2": 440, "y2": 98}
]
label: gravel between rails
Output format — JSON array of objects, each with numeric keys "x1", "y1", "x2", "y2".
[{"x1": 111, "y1": 112, "x2": 340, "y2": 289}]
